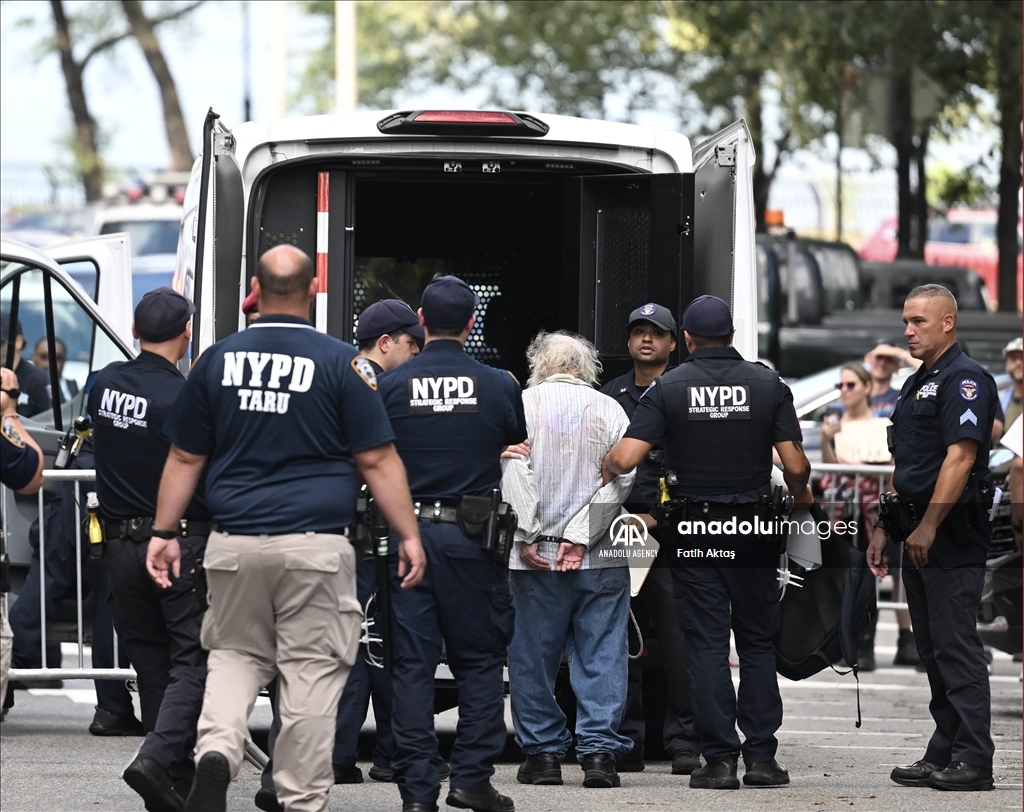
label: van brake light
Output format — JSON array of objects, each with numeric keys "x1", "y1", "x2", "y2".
[{"x1": 377, "y1": 110, "x2": 549, "y2": 137}]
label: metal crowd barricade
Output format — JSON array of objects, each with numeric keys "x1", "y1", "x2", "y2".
[
  {"x1": 3, "y1": 469, "x2": 268, "y2": 769},
  {"x1": 4, "y1": 469, "x2": 136, "y2": 683},
  {"x1": 810, "y1": 461, "x2": 909, "y2": 613}
]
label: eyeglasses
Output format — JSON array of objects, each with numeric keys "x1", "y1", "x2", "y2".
[{"x1": 835, "y1": 381, "x2": 858, "y2": 390}]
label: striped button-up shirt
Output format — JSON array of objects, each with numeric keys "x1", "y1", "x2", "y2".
[{"x1": 501, "y1": 374, "x2": 635, "y2": 570}]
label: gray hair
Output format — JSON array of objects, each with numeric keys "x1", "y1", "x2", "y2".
[
  {"x1": 526, "y1": 330, "x2": 602, "y2": 387},
  {"x1": 906, "y1": 283, "x2": 958, "y2": 314}
]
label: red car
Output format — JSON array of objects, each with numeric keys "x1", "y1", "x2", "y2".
[{"x1": 858, "y1": 209, "x2": 1022, "y2": 309}]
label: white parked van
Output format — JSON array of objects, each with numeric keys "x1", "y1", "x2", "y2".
[{"x1": 175, "y1": 109, "x2": 756, "y2": 382}]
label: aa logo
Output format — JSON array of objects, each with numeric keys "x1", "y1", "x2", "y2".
[{"x1": 610, "y1": 514, "x2": 649, "y2": 546}]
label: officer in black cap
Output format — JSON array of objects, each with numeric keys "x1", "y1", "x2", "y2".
[
  {"x1": 604, "y1": 294, "x2": 809, "y2": 791},
  {"x1": 599, "y1": 303, "x2": 700, "y2": 775},
  {"x1": 0, "y1": 316, "x2": 51, "y2": 417},
  {"x1": 89, "y1": 286, "x2": 212, "y2": 811},
  {"x1": 330, "y1": 299, "x2": 448, "y2": 787},
  {"x1": 868, "y1": 284, "x2": 997, "y2": 792},
  {"x1": 378, "y1": 275, "x2": 527, "y2": 812}
]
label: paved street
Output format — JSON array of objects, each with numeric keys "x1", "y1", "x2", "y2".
[{"x1": 1, "y1": 623, "x2": 1021, "y2": 812}]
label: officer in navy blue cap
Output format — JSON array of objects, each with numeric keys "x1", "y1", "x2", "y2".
[
  {"x1": 355, "y1": 299, "x2": 425, "y2": 375},
  {"x1": 604, "y1": 294, "x2": 810, "y2": 791},
  {"x1": 378, "y1": 274, "x2": 527, "y2": 812},
  {"x1": 599, "y1": 303, "x2": 701, "y2": 776},
  {"x1": 328, "y1": 299, "x2": 449, "y2": 790},
  {"x1": 85, "y1": 285, "x2": 213, "y2": 808}
]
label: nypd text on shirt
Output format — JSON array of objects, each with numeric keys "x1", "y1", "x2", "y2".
[
  {"x1": 97, "y1": 388, "x2": 150, "y2": 433},
  {"x1": 220, "y1": 351, "x2": 315, "y2": 414},
  {"x1": 408, "y1": 376, "x2": 479, "y2": 414},
  {"x1": 686, "y1": 385, "x2": 751, "y2": 420}
]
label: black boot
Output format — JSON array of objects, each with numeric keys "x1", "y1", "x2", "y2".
[{"x1": 893, "y1": 628, "x2": 921, "y2": 666}]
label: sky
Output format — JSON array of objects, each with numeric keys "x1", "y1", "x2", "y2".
[{"x1": 0, "y1": 0, "x2": 1005, "y2": 240}]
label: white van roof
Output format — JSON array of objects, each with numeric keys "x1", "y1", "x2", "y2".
[{"x1": 228, "y1": 110, "x2": 695, "y2": 179}]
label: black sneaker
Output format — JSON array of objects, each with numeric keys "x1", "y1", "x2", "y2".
[
  {"x1": 332, "y1": 764, "x2": 364, "y2": 784},
  {"x1": 123, "y1": 754, "x2": 184, "y2": 812},
  {"x1": 89, "y1": 706, "x2": 145, "y2": 736},
  {"x1": 743, "y1": 758, "x2": 790, "y2": 786},
  {"x1": 616, "y1": 758, "x2": 645, "y2": 773},
  {"x1": 893, "y1": 629, "x2": 922, "y2": 666},
  {"x1": 183, "y1": 752, "x2": 231, "y2": 812},
  {"x1": 445, "y1": 784, "x2": 514, "y2": 812},
  {"x1": 689, "y1": 756, "x2": 739, "y2": 790},
  {"x1": 517, "y1": 753, "x2": 563, "y2": 785},
  {"x1": 369, "y1": 761, "x2": 450, "y2": 782},
  {"x1": 927, "y1": 762, "x2": 994, "y2": 791},
  {"x1": 671, "y1": 749, "x2": 701, "y2": 775},
  {"x1": 580, "y1": 752, "x2": 620, "y2": 788},
  {"x1": 253, "y1": 787, "x2": 283, "y2": 812},
  {"x1": 890, "y1": 759, "x2": 943, "y2": 787}
]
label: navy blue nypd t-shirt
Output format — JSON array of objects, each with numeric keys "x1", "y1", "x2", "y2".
[
  {"x1": 165, "y1": 315, "x2": 395, "y2": 534},
  {"x1": 378, "y1": 339, "x2": 526, "y2": 502}
]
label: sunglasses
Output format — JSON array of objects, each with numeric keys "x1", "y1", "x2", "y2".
[{"x1": 835, "y1": 381, "x2": 859, "y2": 390}]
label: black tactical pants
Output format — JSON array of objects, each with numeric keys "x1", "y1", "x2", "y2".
[{"x1": 105, "y1": 534, "x2": 208, "y2": 788}]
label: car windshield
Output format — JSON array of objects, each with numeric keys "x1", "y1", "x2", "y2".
[{"x1": 100, "y1": 220, "x2": 179, "y2": 256}]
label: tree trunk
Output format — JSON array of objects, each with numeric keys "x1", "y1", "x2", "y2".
[
  {"x1": 892, "y1": 73, "x2": 914, "y2": 259},
  {"x1": 49, "y1": 0, "x2": 104, "y2": 201},
  {"x1": 994, "y1": 7, "x2": 1023, "y2": 311},
  {"x1": 912, "y1": 131, "x2": 928, "y2": 260},
  {"x1": 120, "y1": 0, "x2": 194, "y2": 170}
]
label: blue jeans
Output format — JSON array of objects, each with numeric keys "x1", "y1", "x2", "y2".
[{"x1": 508, "y1": 567, "x2": 633, "y2": 760}]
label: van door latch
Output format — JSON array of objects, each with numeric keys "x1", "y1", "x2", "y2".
[
  {"x1": 714, "y1": 144, "x2": 736, "y2": 167},
  {"x1": 214, "y1": 132, "x2": 235, "y2": 156}
]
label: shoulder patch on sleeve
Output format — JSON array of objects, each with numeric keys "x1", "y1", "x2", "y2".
[
  {"x1": 351, "y1": 356, "x2": 378, "y2": 391},
  {"x1": 2, "y1": 417, "x2": 26, "y2": 448},
  {"x1": 959, "y1": 378, "x2": 978, "y2": 401}
]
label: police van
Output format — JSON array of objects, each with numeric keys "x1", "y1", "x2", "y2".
[{"x1": 176, "y1": 109, "x2": 756, "y2": 381}]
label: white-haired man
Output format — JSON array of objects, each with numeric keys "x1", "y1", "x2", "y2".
[{"x1": 501, "y1": 330, "x2": 636, "y2": 790}]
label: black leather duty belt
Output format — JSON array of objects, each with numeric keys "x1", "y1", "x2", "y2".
[
  {"x1": 107, "y1": 517, "x2": 212, "y2": 541},
  {"x1": 413, "y1": 501, "x2": 460, "y2": 523},
  {"x1": 672, "y1": 500, "x2": 759, "y2": 520}
]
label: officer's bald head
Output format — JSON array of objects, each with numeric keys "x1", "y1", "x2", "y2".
[{"x1": 256, "y1": 246, "x2": 315, "y2": 302}]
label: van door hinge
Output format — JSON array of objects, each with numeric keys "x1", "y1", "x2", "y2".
[
  {"x1": 213, "y1": 132, "x2": 235, "y2": 156},
  {"x1": 715, "y1": 144, "x2": 736, "y2": 167},
  {"x1": 678, "y1": 215, "x2": 692, "y2": 237}
]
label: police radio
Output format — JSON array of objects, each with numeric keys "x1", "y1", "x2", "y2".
[{"x1": 54, "y1": 415, "x2": 91, "y2": 470}]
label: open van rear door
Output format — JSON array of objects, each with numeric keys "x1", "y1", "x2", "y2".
[
  {"x1": 690, "y1": 120, "x2": 757, "y2": 360},
  {"x1": 178, "y1": 110, "x2": 243, "y2": 356},
  {"x1": 569, "y1": 120, "x2": 756, "y2": 375}
]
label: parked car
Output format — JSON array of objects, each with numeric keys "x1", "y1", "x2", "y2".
[
  {"x1": 860, "y1": 259, "x2": 991, "y2": 311},
  {"x1": 858, "y1": 209, "x2": 1023, "y2": 308}
]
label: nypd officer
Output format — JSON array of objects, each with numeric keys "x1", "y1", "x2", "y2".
[
  {"x1": 1, "y1": 366, "x2": 46, "y2": 713},
  {"x1": 599, "y1": 303, "x2": 700, "y2": 775},
  {"x1": 90, "y1": 288, "x2": 211, "y2": 812},
  {"x1": 378, "y1": 275, "x2": 526, "y2": 812},
  {"x1": 146, "y1": 245, "x2": 425, "y2": 812},
  {"x1": 604, "y1": 295, "x2": 809, "y2": 790},
  {"x1": 868, "y1": 284, "x2": 997, "y2": 792},
  {"x1": 331, "y1": 298, "x2": 450, "y2": 785}
]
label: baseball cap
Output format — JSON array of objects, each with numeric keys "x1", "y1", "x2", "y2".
[
  {"x1": 681, "y1": 295, "x2": 734, "y2": 338},
  {"x1": 241, "y1": 290, "x2": 260, "y2": 316},
  {"x1": 626, "y1": 303, "x2": 677, "y2": 337},
  {"x1": 134, "y1": 287, "x2": 195, "y2": 342},
  {"x1": 1003, "y1": 337, "x2": 1023, "y2": 356},
  {"x1": 356, "y1": 299, "x2": 425, "y2": 341},
  {"x1": 420, "y1": 276, "x2": 479, "y2": 330}
]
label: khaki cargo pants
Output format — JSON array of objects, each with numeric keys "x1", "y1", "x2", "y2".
[{"x1": 195, "y1": 531, "x2": 361, "y2": 812}]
